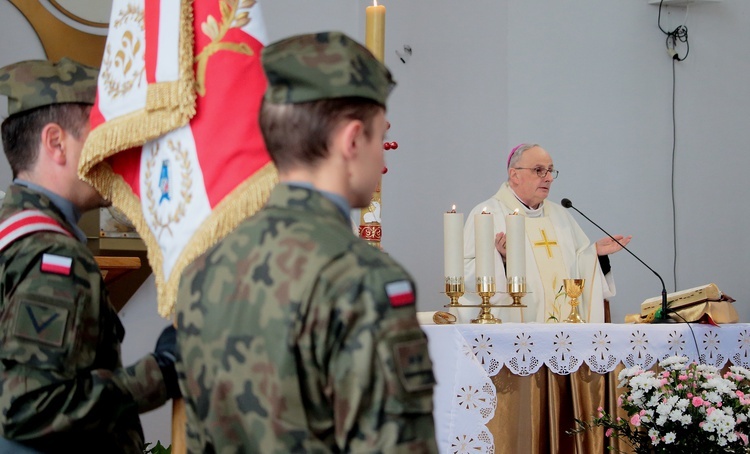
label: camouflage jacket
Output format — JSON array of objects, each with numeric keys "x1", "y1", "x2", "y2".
[
  {"x1": 177, "y1": 184, "x2": 437, "y2": 453},
  {"x1": 0, "y1": 185, "x2": 169, "y2": 453}
]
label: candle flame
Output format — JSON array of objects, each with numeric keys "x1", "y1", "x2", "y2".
[
  {"x1": 512, "y1": 209, "x2": 519, "y2": 215},
  {"x1": 481, "y1": 207, "x2": 490, "y2": 214},
  {"x1": 452, "y1": 204, "x2": 456, "y2": 211},
  {"x1": 373, "y1": 0, "x2": 378, "y2": 5}
]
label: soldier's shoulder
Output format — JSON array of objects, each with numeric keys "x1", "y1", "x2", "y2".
[
  {"x1": 180, "y1": 215, "x2": 264, "y2": 280},
  {"x1": 351, "y1": 238, "x2": 408, "y2": 272},
  {"x1": 323, "y1": 241, "x2": 416, "y2": 301},
  {"x1": 1, "y1": 227, "x2": 94, "y2": 274}
]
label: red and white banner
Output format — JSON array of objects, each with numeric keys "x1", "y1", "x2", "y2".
[{"x1": 80, "y1": 0, "x2": 276, "y2": 317}]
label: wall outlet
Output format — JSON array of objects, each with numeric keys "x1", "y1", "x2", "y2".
[{"x1": 648, "y1": 0, "x2": 721, "y2": 5}]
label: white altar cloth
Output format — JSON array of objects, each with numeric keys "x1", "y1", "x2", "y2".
[{"x1": 423, "y1": 323, "x2": 750, "y2": 453}]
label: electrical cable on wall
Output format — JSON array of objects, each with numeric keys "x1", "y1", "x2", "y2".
[
  {"x1": 657, "y1": 0, "x2": 690, "y2": 294},
  {"x1": 656, "y1": 1, "x2": 701, "y2": 362},
  {"x1": 670, "y1": 56, "x2": 679, "y2": 295}
]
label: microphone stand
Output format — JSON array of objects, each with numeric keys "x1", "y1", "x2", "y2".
[{"x1": 561, "y1": 199, "x2": 670, "y2": 322}]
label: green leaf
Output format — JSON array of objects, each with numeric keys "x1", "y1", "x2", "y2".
[{"x1": 144, "y1": 441, "x2": 172, "y2": 454}]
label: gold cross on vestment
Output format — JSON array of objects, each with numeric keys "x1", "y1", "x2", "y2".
[{"x1": 533, "y1": 229, "x2": 558, "y2": 258}]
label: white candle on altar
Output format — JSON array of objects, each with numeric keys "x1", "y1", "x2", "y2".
[
  {"x1": 505, "y1": 209, "x2": 526, "y2": 279},
  {"x1": 474, "y1": 209, "x2": 495, "y2": 278},
  {"x1": 443, "y1": 205, "x2": 464, "y2": 278},
  {"x1": 365, "y1": 1, "x2": 386, "y2": 62}
]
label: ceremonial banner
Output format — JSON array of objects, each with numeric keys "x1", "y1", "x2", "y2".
[{"x1": 80, "y1": 0, "x2": 277, "y2": 317}]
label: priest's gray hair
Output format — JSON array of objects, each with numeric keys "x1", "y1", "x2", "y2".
[{"x1": 507, "y1": 143, "x2": 540, "y2": 173}]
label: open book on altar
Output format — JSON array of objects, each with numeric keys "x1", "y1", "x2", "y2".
[{"x1": 638, "y1": 283, "x2": 738, "y2": 324}]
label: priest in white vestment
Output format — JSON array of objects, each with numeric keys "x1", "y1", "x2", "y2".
[{"x1": 462, "y1": 144, "x2": 631, "y2": 323}]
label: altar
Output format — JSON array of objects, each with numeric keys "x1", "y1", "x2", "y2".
[{"x1": 423, "y1": 322, "x2": 750, "y2": 453}]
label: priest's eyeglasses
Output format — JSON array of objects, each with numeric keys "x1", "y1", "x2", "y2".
[{"x1": 514, "y1": 167, "x2": 559, "y2": 179}]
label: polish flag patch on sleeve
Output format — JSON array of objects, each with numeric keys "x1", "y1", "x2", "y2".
[
  {"x1": 40, "y1": 253, "x2": 73, "y2": 276},
  {"x1": 385, "y1": 280, "x2": 415, "y2": 307}
]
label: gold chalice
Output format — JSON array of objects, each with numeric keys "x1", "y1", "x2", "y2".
[{"x1": 563, "y1": 279, "x2": 585, "y2": 323}]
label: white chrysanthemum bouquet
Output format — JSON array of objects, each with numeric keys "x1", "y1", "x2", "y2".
[{"x1": 571, "y1": 356, "x2": 750, "y2": 453}]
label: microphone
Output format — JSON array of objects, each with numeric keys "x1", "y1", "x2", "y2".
[{"x1": 561, "y1": 198, "x2": 670, "y2": 322}]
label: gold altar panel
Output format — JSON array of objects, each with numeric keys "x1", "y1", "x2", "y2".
[{"x1": 488, "y1": 365, "x2": 632, "y2": 454}]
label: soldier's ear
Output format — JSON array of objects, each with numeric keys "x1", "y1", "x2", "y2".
[
  {"x1": 337, "y1": 119, "x2": 364, "y2": 162},
  {"x1": 40, "y1": 122, "x2": 67, "y2": 165}
]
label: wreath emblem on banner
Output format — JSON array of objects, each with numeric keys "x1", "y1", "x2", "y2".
[
  {"x1": 100, "y1": 4, "x2": 145, "y2": 99},
  {"x1": 145, "y1": 138, "x2": 193, "y2": 239}
]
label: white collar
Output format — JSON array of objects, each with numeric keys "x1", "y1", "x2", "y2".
[{"x1": 509, "y1": 186, "x2": 544, "y2": 218}]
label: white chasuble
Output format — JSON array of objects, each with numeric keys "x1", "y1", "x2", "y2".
[{"x1": 462, "y1": 182, "x2": 614, "y2": 323}]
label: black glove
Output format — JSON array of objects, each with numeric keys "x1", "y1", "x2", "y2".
[{"x1": 154, "y1": 325, "x2": 180, "y2": 399}]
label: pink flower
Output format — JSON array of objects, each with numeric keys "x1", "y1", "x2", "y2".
[
  {"x1": 707, "y1": 407, "x2": 716, "y2": 416},
  {"x1": 605, "y1": 428, "x2": 614, "y2": 437},
  {"x1": 692, "y1": 396, "x2": 704, "y2": 407},
  {"x1": 687, "y1": 393, "x2": 694, "y2": 398},
  {"x1": 737, "y1": 390, "x2": 745, "y2": 398},
  {"x1": 631, "y1": 414, "x2": 642, "y2": 427},
  {"x1": 617, "y1": 397, "x2": 623, "y2": 406},
  {"x1": 738, "y1": 432, "x2": 749, "y2": 445},
  {"x1": 679, "y1": 374, "x2": 688, "y2": 381}
]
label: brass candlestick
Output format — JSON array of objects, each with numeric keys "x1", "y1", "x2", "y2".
[
  {"x1": 563, "y1": 278, "x2": 585, "y2": 323},
  {"x1": 504, "y1": 276, "x2": 528, "y2": 307},
  {"x1": 473, "y1": 276, "x2": 501, "y2": 324},
  {"x1": 444, "y1": 276, "x2": 465, "y2": 307}
]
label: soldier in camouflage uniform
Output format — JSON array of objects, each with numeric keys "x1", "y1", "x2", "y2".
[
  {"x1": 0, "y1": 58, "x2": 179, "y2": 453},
  {"x1": 176, "y1": 32, "x2": 437, "y2": 452}
]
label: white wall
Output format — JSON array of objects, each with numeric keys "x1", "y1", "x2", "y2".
[
  {"x1": 0, "y1": 2, "x2": 45, "y2": 184},
  {"x1": 3, "y1": 0, "x2": 750, "y2": 446}
]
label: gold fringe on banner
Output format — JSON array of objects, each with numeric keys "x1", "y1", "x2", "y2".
[
  {"x1": 85, "y1": 162, "x2": 164, "y2": 291},
  {"x1": 86, "y1": 161, "x2": 277, "y2": 318},
  {"x1": 79, "y1": 83, "x2": 195, "y2": 177}
]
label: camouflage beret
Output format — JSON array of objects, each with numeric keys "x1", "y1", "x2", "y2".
[
  {"x1": 261, "y1": 31, "x2": 395, "y2": 106},
  {"x1": 0, "y1": 57, "x2": 98, "y2": 117}
]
